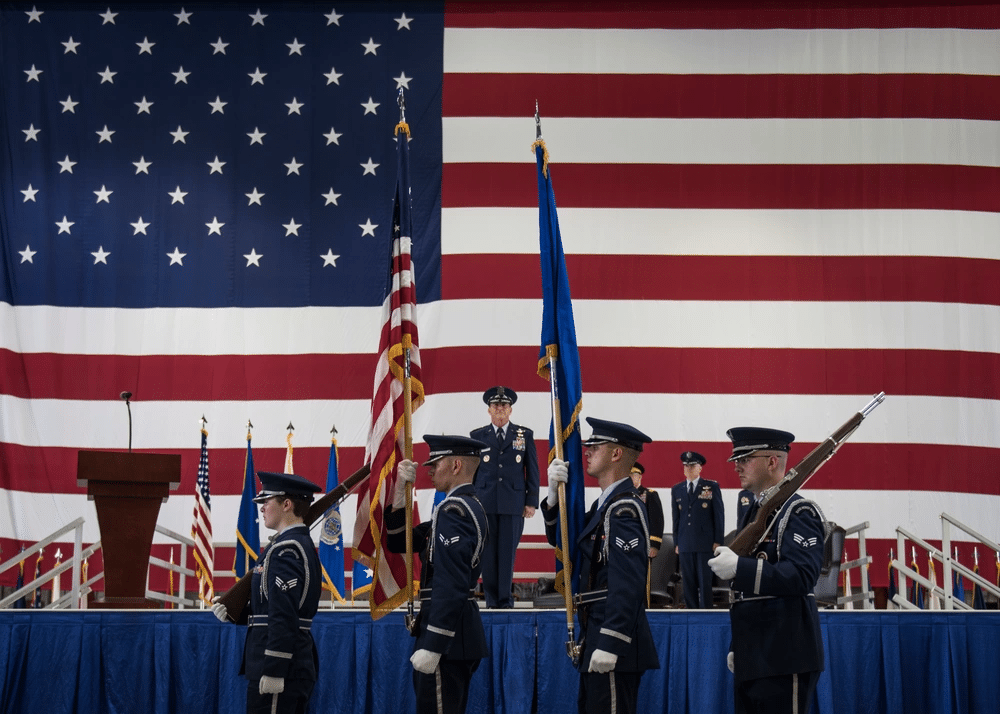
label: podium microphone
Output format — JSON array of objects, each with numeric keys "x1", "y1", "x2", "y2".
[{"x1": 120, "y1": 391, "x2": 133, "y2": 452}]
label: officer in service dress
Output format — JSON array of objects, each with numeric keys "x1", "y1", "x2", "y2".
[
  {"x1": 387, "y1": 435, "x2": 490, "y2": 714},
  {"x1": 212, "y1": 471, "x2": 323, "y2": 714},
  {"x1": 629, "y1": 462, "x2": 664, "y2": 558},
  {"x1": 671, "y1": 451, "x2": 724, "y2": 609},
  {"x1": 470, "y1": 386, "x2": 539, "y2": 608},
  {"x1": 708, "y1": 427, "x2": 826, "y2": 714},
  {"x1": 544, "y1": 418, "x2": 660, "y2": 714}
]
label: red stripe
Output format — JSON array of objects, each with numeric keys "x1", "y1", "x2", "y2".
[
  {"x1": 445, "y1": 1, "x2": 1000, "y2": 29},
  {"x1": 0, "y1": 349, "x2": 378, "y2": 401},
  {"x1": 445, "y1": 73, "x2": 1000, "y2": 120},
  {"x1": 424, "y1": 347, "x2": 1000, "y2": 402},
  {"x1": 5, "y1": 346, "x2": 1000, "y2": 401},
  {"x1": 443, "y1": 163, "x2": 1000, "y2": 211},
  {"x1": 3, "y1": 442, "x2": 997, "y2": 495},
  {"x1": 442, "y1": 254, "x2": 1000, "y2": 305}
]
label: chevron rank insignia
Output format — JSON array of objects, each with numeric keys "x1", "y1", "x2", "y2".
[
  {"x1": 615, "y1": 536, "x2": 640, "y2": 551},
  {"x1": 274, "y1": 576, "x2": 299, "y2": 591},
  {"x1": 793, "y1": 533, "x2": 819, "y2": 548},
  {"x1": 438, "y1": 533, "x2": 460, "y2": 546}
]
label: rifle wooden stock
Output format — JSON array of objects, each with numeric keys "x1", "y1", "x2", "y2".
[
  {"x1": 729, "y1": 393, "x2": 885, "y2": 558},
  {"x1": 218, "y1": 464, "x2": 371, "y2": 623}
]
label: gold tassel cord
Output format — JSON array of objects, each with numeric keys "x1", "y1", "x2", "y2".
[{"x1": 531, "y1": 138, "x2": 550, "y2": 177}]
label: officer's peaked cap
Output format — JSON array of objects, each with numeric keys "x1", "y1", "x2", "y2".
[
  {"x1": 253, "y1": 471, "x2": 323, "y2": 503},
  {"x1": 582, "y1": 417, "x2": 652, "y2": 453},
  {"x1": 423, "y1": 434, "x2": 488, "y2": 465},
  {"x1": 725, "y1": 427, "x2": 795, "y2": 462},
  {"x1": 483, "y1": 386, "x2": 517, "y2": 406}
]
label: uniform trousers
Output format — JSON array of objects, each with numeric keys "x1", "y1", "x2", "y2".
[
  {"x1": 679, "y1": 550, "x2": 714, "y2": 608},
  {"x1": 246, "y1": 681, "x2": 312, "y2": 714},
  {"x1": 481, "y1": 513, "x2": 524, "y2": 608},
  {"x1": 734, "y1": 670, "x2": 821, "y2": 714},
  {"x1": 577, "y1": 670, "x2": 643, "y2": 714},
  {"x1": 413, "y1": 658, "x2": 480, "y2": 714}
]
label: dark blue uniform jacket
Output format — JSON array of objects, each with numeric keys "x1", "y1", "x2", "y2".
[
  {"x1": 470, "y1": 423, "x2": 539, "y2": 515},
  {"x1": 729, "y1": 493, "x2": 826, "y2": 683},
  {"x1": 241, "y1": 524, "x2": 321, "y2": 688},
  {"x1": 671, "y1": 478, "x2": 725, "y2": 552},
  {"x1": 543, "y1": 478, "x2": 660, "y2": 674},
  {"x1": 386, "y1": 484, "x2": 489, "y2": 661}
]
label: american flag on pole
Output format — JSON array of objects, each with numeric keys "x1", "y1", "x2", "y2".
[
  {"x1": 2, "y1": 2, "x2": 1000, "y2": 594},
  {"x1": 352, "y1": 106, "x2": 425, "y2": 619},
  {"x1": 191, "y1": 424, "x2": 213, "y2": 604}
]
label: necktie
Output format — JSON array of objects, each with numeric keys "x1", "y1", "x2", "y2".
[
  {"x1": 497, "y1": 428, "x2": 504, "y2": 443},
  {"x1": 688, "y1": 481, "x2": 695, "y2": 497}
]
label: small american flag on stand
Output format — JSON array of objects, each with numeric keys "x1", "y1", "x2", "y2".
[{"x1": 191, "y1": 419, "x2": 213, "y2": 604}]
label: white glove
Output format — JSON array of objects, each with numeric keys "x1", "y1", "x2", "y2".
[
  {"x1": 546, "y1": 458, "x2": 568, "y2": 505},
  {"x1": 708, "y1": 546, "x2": 739, "y2": 580},
  {"x1": 393, "y1": 459, "x2": 417, "y2": 507},
  {"x1": 410, "y1": 648, "x2": 442, "y2": 674},
  {"x1": 588, "y1": 648, "x2": 618, "y2": 673},
  {"x1": 258, "y1": 675, "x2": 285, "y2": 695},
  {"x1": 727, "y1": 651, "x2": 735, "y2": 673},
  {"x1": 210, "y1": 595, "x2": 228, "y2": 623}
]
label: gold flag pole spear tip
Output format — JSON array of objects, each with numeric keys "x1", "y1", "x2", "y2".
[
  {"x1": 395, "y1": 87, "x2": 409, "y2": 137},
  {"x1": 532, "y1": 101, "x2": 550, "y2": 177}
]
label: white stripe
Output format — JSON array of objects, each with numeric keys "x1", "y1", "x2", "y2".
[
  {"x1": 6, "y1": 299, "x2": 999, "y2": 356},
  {"x1": 4, "y1": 393, "x2": 1000, "y2": 449},
  {"x1": 442, "y1": 208, "x2": 1000, "y2": 261},
  {"x1": 3, "y1": 486, "x2": 997, "y2": 547},
  {"x1": 420, "y1": 300, "x2": 1000, "y2": 353},
  {"x1": 444, "y1": 117, "x2": 1000, "y2": 167},
  {"x1": 0, "y1": 302, "x2": 383, "y2": 356},
  {"x1": 444, "y1": 27, "x2": 1000, "y2": 75}
]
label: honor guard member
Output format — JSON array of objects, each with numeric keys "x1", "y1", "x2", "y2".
[
  {"x1": 386, "y1": 435, "x2": 490, "y2": 714},
  {"x1": 671, "y1": 451, "x2": 724, "y2": 609},
  {"x1": 470, "y1": 386, "x2": 540, "y2": 607},
  {"x1": 212, "y1": 471, "x2": 323, "y2": 714},
  {"x1": 708, "y1": 428, "x2": 826, "y2": 714},
  {"x1": 543, "y1": 418, "x2": 660, "y2": 714},
  {"x1": 629, "y1": 463, "x2": 664, "y2": 558},
  {"x1": 735, "y1": 489, "x2": 755, "y2": 533}
]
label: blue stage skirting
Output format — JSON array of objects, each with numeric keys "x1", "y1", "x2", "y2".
[{"x1": 1, "y1": 610, "x2": 997, "y2": 714}]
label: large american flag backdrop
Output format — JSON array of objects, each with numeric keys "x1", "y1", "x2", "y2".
[{"x1": 2, "y1": 2, "x2": 998, "y2": 592}]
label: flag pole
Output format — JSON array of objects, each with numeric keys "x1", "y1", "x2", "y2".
[
  {"x1": 399, "y1": 88, "x2": 417, "y2": 632},
  {"x1": 537, "y1": 103, "x2": 579, "y2": 663}
]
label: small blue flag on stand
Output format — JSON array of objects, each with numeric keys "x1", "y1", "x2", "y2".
[
  {"x1": 234, "y1": 426, "x2": 260, "y2": 577},
  {"x1": 319, "y1": 429, "x2": 346, "y2": 602}
]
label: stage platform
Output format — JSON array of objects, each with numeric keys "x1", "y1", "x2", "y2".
[{"x1": 1, "y1": 609, "x2": 997, "y2": 713}]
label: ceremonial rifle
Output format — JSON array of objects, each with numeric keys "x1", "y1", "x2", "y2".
[
  {"x1": 729, "y1": 392, "x2": 885, "y2": 558},
  {"x1": 217, "y1": 464, "x2": 371, "y2": 623}
]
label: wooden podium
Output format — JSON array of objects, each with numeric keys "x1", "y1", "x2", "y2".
[{"x1": 77, "y1": 451, "x2": 181, "y2": 609}]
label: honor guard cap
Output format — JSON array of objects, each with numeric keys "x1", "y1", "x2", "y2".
[
  {"x1": 253, "y1": 472, "x2": 323, "y2": 503},
  {"x1": 582, "y1": 417, "x2": 652, "y2": 453},
  {"x1": 483, "y1": 386, "x2": 517, "y2": 406},
  {"x1": 631, "y1": 462, "x2": 645, "y2": 475},
  {"x1": 680, "y1": 451, "x2": 707, "y2": 466},
  {"x1": 726, "y1": 427, "x2": 795, "y2": 462},
  {"x1": 423, "y1": 434, "x2": 488, "y2": 465}
]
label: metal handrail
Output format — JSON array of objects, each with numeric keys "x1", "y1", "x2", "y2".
[{"x1": 0, "y1": 519, "x2": 90, "y2": 609}]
